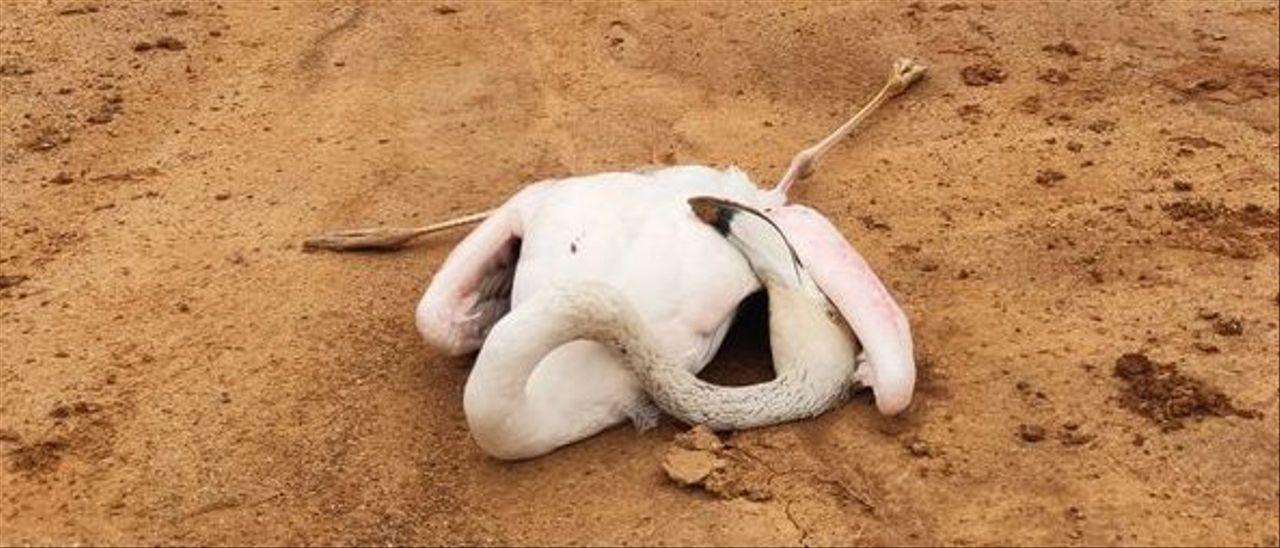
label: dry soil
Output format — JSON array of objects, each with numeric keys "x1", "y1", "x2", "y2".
[{"x1": 2, "y1": 1, "x2": 1278, "y2": 545}]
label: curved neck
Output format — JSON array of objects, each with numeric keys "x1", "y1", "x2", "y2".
[
  {"x1": 463, "y1": 282, "x2": 666, "y2": 459},
  {"x1": 464, "y1": 281, "x2": 858, "y2": 460},
  {"x1": 637, "y1": 285, "x2": 858, "y2": 430}
]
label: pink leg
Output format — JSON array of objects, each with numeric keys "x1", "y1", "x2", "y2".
[{"x1": 771, "y1": 58, "x2": 927, "y2": 203}]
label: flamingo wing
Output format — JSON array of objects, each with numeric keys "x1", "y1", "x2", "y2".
[{"x1": 415, "y1": 184, "x2": 550, "y2": 356}]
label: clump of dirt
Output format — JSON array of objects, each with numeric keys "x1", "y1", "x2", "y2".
[
  {"x1": 957, "y1": 103, "x2": 985, "y2": 124},
  {"x1": 86, "y1": 99, "x2": 123, "y2": 125},
  {"x1": 662, "y1": 425, "x2": 725, "y2": 486},
  {"x1": 1042, "y1": 41, "x2": 1081, "y2": 56},
  {"x1": 1086, "y1": 119, "x2": 1116, "y2": 133},
  {"x1": 1035, "y1": 169, "x2": 1067, "y2": 186},
  {"x1": 1160, "y1": 199, "x2": 1280, "y2": 258},
  {"x1": 1018, "y1": 424, "x2": 1047, "y2": 442},
  {"x1": 1163, "y1": 199, "x2": 1227, "y2": 223},
  {"x1": 1058, "y1": 423, "x2": 1096, "y2": 447},
  {"x1": 1018, "y1": 94, "x2": 1042, "y2": 114},
  {"x1": 49, "y1": 401, "x2": 102, "y2": 420},
  {"x1": 0, "y1": 274, "x2": 29, "y2": 289},
  {"x1": 134, "y1": 37, "x2": 187, "y2": 52},
  {"x1": 21, "y1": 127, "x2": 70, "y2": 152},
  {"x1": 1212, "y1": 316, "x2": 1245, "y2": 336},
  {"x1": 1157, "y1": 58, "x2": 1280, "y2": 106},
  {"x1": 0, "y1": 429, "x2": 20, "y2": 443},
  {"x1": 961, "y1": 63, "x2": 1006, "y2": 86},
  {"x1": 56, "y1": 5, "x2": 99, "y2": 16},
  {"x1": 1113, "y1": 353, "x2": 1259, "y2": 431},
  {"x1": 0, "y1": 62, "x2": 35, "y2": 77},
  {"x1": 1169, "y1": 135, "x2": 1224, "y2": 149},
  {"x1": 661, "y1": 426, "x2": 772, "y2": 501},
  {"x1": 6, "y1": 439, "x2": 69, "y2": 475}
]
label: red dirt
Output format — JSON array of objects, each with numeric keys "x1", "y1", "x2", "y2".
[{"x1": 2, "y1": 1, "x2": 1278, "y2": 545}]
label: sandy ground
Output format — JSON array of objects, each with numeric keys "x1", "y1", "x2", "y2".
[{"x1": 2, "y1": 0, "x2": 1278, "y2": 545}]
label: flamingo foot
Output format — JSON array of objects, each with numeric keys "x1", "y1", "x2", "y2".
[{"x1": 626, "y1": 400, "x2": 662, "y2": 431}]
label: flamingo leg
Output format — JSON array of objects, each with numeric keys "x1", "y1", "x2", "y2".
[
  {"x1": 772, "y1": 57, "x2": 928, "y2": 201},
  {"x1": 304, "y1": 210, "x2": 493, "y2": 251}
]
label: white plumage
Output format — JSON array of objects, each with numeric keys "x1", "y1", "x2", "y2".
[{"x1": 405, "y1": 58, "x2": 928, "y2": 459}]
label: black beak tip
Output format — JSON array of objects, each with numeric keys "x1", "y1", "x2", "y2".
[{"x1": 688, "y1": 197, "x2": 734, "y2": 235}]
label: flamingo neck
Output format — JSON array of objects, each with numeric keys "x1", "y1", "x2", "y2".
[
  {"x1": 463, "y1": 282, "x2": 665, "y2": 459},
  {"x1": 635, "y1": 284, "x2": 858, "y2": 430}
]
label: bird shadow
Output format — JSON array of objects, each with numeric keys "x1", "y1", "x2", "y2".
[{"x1": 697, "y1": 291, "x2": 777, "y2": 386}]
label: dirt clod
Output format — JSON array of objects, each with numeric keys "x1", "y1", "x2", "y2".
[
  {"x1": 1060, "y1": 429, "x2": 1096, "y2": 447},
  {"x1": 87, "y1": 101, "x2": 122, "y2": 124},
  {"x1": 662, "y1": 447, "x2": 724, "y2": 486},
  {"x1": 663, "y1": 426, "x2": 726, "y2": 486},
  {"x1": 1164, "y1": 199, "x2": 1225, "y2": 222},
  {"x1": 1035, "y1": 169, "x2": 1067, "y2": 186},
  {"x1": 1192, "y1": 342, "x2": 1220, "y2": 353},
  {"x1": 6, "y1": 439, "x2": 69, "y2": 474},
  {"x1": 1018, "y1": 424, "x2": 1047, "y2": 442},
  {"x1": 1042, "y1": 41, "x2": 1080, "y2": 56},
  {"x1": 662, "y1": 426, "x2": 770, "y2": 501},
  {"x1": 1212, "y1": 317, "x2": 1243, "y2": 336},
  {"x1": 957, "y1": 103, "x2": 985, "y2": 124},
  {"x1": 135, "y1": 37, "x2": 186, "y2": 52},
  {"x1": 50, "y1": 402, "x2": 101, "y2": 420},
  {"x1": 155, "y1": 37, "x2": 187, "y2": 50},
  {"x1": 0, "y1": 62, "x2": 35, "y2": 77},
  {"x1": 961, "y1": 64, "x2": 1007, "y2": 86},
  {"x1": 1067, "y1": 505, "x2": 1086, "y2": 521},
  {"x1": 1087, "y1": 120, "x2": 1116, "y2": 133},
  {"x1": 0, "y1": 274, "x2": 30, "y2": 289},
  {"x1": 672, "y1": 424, "x2": 723, "y2": 452},
  {"x1": 1113, "y1": 353, "x2": 1258, "y2": 431},
  {"x1": 57, "y1": 5, "x2": 100, "y2": 16},
  {"x1": 1195, "y1": 79, "x2": 1228, "y2": 92}
]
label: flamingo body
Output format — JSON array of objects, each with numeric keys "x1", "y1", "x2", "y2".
[{"x1": 416, "y1": 165, "x2": 914, "y2": 459}]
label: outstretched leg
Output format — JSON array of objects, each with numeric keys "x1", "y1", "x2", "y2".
[
  {"x1": 772, "y1": 57, "x2": 928, "y2": 202},
  {"x1": 304, "y1": 209, "x2": 492, "y2": 251}
]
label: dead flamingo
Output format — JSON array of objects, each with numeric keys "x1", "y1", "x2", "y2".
[{"x1": 308, "y1": 58, "x2": 926, "y2": 459}]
